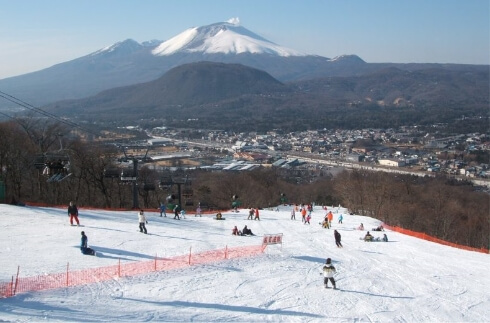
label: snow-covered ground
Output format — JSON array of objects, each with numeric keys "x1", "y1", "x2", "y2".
[{"x1": 0, "y1": 203, "x2": 488, "y2": 322}]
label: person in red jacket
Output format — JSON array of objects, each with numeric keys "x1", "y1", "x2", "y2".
[{"x1": 254, "y1": 208, "x2": 260, "y2": 220}]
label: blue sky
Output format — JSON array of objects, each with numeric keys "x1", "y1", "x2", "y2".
[{"x1": 0, "y1": 0, "x2": 488, "y2": 79}]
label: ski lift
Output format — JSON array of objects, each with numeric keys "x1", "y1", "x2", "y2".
[
  {"x1": 104, "y1": 168, "x2": 121, "y2": 179},
  {"x1": 35, "y1": 151, "x2": 72, "y2": 182},
  {"x1": 159, "y1": 176, "x2": 173, "y2": 190},
  {"x1": 120, "y1": 169, "x2": 136, "y2": 182}
]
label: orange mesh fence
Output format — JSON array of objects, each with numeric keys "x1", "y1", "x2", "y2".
[
  {"x1": 383, "y1": 224, "x2": 489, "y2": 254},
  {"x1": 0, "y1": 244, "x2": 266, "y2": 298}
]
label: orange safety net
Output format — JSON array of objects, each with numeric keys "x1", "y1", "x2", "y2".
[
  {"x1": 383, "y1": 224, "x2": 488, "y2": 254},
  {"x1": 0, "y1": 244, "x2": 265, "y2": 298}
]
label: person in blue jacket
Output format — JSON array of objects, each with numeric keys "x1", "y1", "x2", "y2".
[{"x1": 80, "y1": 231, "x2": 95, "y2": 255}]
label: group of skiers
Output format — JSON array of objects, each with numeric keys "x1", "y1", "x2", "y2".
[{"x1": 247, "y1": 208, "x2": 260, "y2": 220}]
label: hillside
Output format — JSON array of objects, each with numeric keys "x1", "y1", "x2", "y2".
[
  {"x1": 0, "y1": 204, "x2": 488, "y2": 322},
  {"x1": 45, "y1": 62, "x2": 489, "y2": 132}
]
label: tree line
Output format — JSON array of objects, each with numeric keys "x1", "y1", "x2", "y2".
[{"x1": 0, "y1": 119, "x2": 487, "y2": 249}]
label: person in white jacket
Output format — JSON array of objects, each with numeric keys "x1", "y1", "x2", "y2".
[
  {"x1": 138, "y1": 210, "x2": 148, "y2": 234},
  {"x1": 322, "y1": 258, "x2": 337, "y2": 289}
]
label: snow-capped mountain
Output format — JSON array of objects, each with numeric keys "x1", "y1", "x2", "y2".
[
  {"x1": 152, "y1": 19, "x2": 305, "y2": 57},
  {"x1": 0, "y1": 18, "x2": 456, "y2": 109}
]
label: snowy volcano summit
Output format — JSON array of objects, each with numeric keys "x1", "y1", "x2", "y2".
[{"x1": 152, "y1": 18, "x2": 305, "y2": 57}]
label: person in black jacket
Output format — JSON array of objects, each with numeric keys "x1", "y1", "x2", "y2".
[
  {"x1": 334, "y1": 230, "x2": 343, "y2": 248},
  {"x1": 80, "y1": 231, "x2": 95, "y2": 255},
  {"x1": 68, "y1": 201, "x2": 80, "y2": 226}
]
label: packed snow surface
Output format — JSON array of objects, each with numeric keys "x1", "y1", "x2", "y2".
[{"x1": 0, "y1": 204, "x2": 488, "y2": 322}]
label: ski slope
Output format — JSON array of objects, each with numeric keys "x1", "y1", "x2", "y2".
[{"x1": 0, "y1": 204, "x2": 488, "y2": 322}]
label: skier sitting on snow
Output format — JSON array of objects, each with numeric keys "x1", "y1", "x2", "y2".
[
  {"x1": 322, "y1": 258, "x2": 337, "y2": 289},
  {"x1": 382, "y1": 233, "x2": 388, "y2": 242},
  {"x1": 358, "y1": 223, "x2": 364, "y2": 231},
  {"x1": 232, "y1": 226, "x2": 242, "y2": 236},
  {"x1": 216, "y1": 212, "x2": 223, "y2": 220},
  {"x1": 373, "y1": 225, "x2": 384, "y2": 231},
  {"x1": 242, "y1": 225, "x2": 254, "y2": 236},
  {"x1": 364, "y1": 231, "x2": 374, "y2": 242},
  {"x1": 80, "y1": 231, "x2": 95, "y2": 255}
]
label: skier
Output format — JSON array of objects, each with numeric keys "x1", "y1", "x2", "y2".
[
  {"x1": 322, "y1": 258, "x2": 337, "y2": 289},
  {"x1": 327, "y1": 211, "x2": 333, "y2": 226},
  {"x1": 232, "y1": 226, "x2": 242, "y2": 236},
  {"x1": 138, "y1": 210, "x2": 148, "y2": 234},
  {"x1": 301, "y1": 207, "x2": 307, "y2": 223},
  {"x1": 338, "y1": 214, "x2": 343, "y2": 224},
  {"x1": 180, "y1": 209, "x2": 186, "y2": 219},
  {"x1": 305, "y1": 213, "x2": 311, "y2": 225},
  {"x1": 80, "y1": 231, "x2": 95, "y2": 255},
  {"x1": 196, "y1": 205, "x2": 202, "y2": 217},
  {"x1": 67, "y1": 201, "x2": 80, "y2": 226},
  {"x1": 254, "y1": 208, "x2": 260, "y2": 221},
  {"x1": 248, "y1": 208, "x2": 254, "y2": 220},
  {"x1": 173, "y1": 204, "x2": 180, "y2": 220},
  {"x1": 382, "y1": 233, "x2": 388, "y2": 242},
  {"x1": 334, "y1": 230, "x2": 342, "y2": 247},
  {"x1": 291, "y1": 207, "x2": 296, "y2": 220},
  {"x1": 158, "y1": 203, "x2": 166, "y2": 217}
]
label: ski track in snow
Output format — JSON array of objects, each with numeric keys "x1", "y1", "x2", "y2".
[{"x1": 0, "y1": 204, "x2": 488, "y2": 322}]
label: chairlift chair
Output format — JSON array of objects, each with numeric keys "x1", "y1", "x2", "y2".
[{"x1": 35, "y1": 151, "x2": 72, "y2": 182}]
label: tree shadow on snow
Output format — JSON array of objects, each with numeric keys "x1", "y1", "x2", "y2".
[{"x1": 122, "y1": 298, "x2": 324, "y2": 318}]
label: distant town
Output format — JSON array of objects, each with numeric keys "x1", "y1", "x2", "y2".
[{"x1": 109, "y1": 124, "x2": 490, "y2": 189}]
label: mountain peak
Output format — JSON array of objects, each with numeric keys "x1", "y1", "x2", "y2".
[
  {"x1": 152, "y1": 19, "x2": 305, "y2": 57},
  {"x1": 91, "y1": 39, "x2": 144, "y2": 56}
]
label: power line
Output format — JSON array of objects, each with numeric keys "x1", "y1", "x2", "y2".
[{"x1": 0, "y1": 90, "x2": 98, "y2": 136}]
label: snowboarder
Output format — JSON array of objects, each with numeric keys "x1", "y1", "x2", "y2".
[
  {"x1": 80, "y1": 231, "x2": 95, "y2": 255},
  {"x1": 364, "y1": 231, "x2": 373, "y2": 242},
  {"x1": 67, "y1": 201, "x2": 80, "y2": 226},
  {"x1": 138, "y1": 210, "x2": 148, "y2": 234},
  {"x1": 158, "y1": 203, "x2": 166, "y2": 217},
  {"x1": 334, "y1": 230, "x2": 342, "y2": 247},
  {"x1": 322, "y1": 258, "x2": 337, "y2": 289},
  {"x1": 242, "y1": 225, "x2": 254, "y2": 236}
]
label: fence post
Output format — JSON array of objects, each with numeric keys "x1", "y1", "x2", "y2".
[
  {"x1": 188, "y1": 247, "x2": 192, "y2": 265},
  {"x1": 13, "y1": 266, "x2": 20, "y2": 296},
  {"x1": 154, "y1": 254, "x2": 157, "y2": 271},
  {"x1": 10, "y1": 276, "x2": 14, "y2": 297},
  {"x1": 225, "y1": 245, "x2": 228, "y2": 259},
  {"x1": 118, "y1": 259, "x2": 121, "y2": 277},
  {"x1": 66, "y1": 263, "x2": 69, "y2": 286}
]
